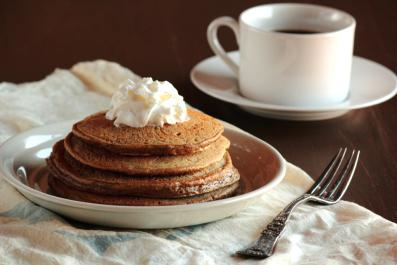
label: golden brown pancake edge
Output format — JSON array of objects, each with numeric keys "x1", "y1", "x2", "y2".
[
  {"x1": 72, "y1": 109, "x2": 224, "y2": 156},
  {"x1": 64, "y1": 133, "x2": 230, "y2": 175},
  {"x1": 49, "y1": 175, "x2": 239, "y2": 206},
  {"x1": 47, "y1": 140, "x2": 240, "y2": 198}
]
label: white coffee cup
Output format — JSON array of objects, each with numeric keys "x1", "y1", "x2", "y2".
[{"x1": 207, "y1": 3, "x2": 356, "y2": 107}]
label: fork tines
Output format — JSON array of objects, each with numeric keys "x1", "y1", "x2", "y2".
[{"x1": 309, "y1": 148, "x2": 360, "y2": 203}]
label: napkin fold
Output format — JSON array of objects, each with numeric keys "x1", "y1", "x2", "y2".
[{"x1": 0, "y1": 67, "x2": 396, "y2": 265}]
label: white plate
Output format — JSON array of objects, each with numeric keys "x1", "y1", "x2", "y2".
[
  {"x1": 0, "y1": 121, "x2": 286, "y2": 229},
  {"x1": 190, "y1": 51, "x2": 397, "y2": 120}
]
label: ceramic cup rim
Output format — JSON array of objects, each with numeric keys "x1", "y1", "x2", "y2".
[{"x1": 239, "y1": 3, "x2": 356, "y2": 37}]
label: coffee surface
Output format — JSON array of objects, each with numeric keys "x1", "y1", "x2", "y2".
[{"x1": 274, "y1": 29, "x2": 321, "y2": 34}]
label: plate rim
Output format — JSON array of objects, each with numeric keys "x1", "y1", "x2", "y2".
[
  {"x1": 0, "y1": 120, "x2": 286, "y2": 213},
  {"x1": 190, "y1": 51, "x2": 397, "y2": 112}
]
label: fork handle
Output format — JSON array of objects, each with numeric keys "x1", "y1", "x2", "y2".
[{"x1": 251, "y1": 194, "x2": 312, "y2": 257}]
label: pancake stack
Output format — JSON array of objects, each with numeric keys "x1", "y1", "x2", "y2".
[{"x1": 47, "y1": 109, "x2": 240, "y2": 206}]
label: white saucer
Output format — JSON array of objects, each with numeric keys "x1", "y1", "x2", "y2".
[
  {"x1": 0, "y1": 120, "x2": 285, "y2": 229},
  {"x1": 190, "y1": 51, "x2": 397, "y2": 120}
]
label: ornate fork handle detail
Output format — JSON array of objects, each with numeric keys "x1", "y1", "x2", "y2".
[
  {"x1": 237, "y1": 149, "x2": 360, "y2": 259},
  {"x1": 238, "y1": 194, "x2": 312, "y2": 258}
]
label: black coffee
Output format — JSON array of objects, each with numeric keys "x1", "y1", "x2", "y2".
[{"x1": 274, "y1": 29, "x2": 321, "y2": 34}]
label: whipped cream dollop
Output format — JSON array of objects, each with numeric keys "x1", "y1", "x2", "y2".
[{"x1": 105, "y1": 77, "x2": 189, "y2": 127}]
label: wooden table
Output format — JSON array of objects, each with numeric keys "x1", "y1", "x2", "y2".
[{"x1": 1, "y1": 0, "x2": 396, "y2": 222}]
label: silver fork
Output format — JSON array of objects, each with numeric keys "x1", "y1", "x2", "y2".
[{"x1": 237, "y1": 148, "x2": 360, "y2": 259}]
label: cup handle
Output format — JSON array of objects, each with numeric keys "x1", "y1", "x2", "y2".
[{"x1": 207, "y1": 16, "x2": 239, "y2": 75}]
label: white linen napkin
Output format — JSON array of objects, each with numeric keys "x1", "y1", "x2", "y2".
[{"x1": 0, "y1": 68, "x2": 396, "y2": 265}]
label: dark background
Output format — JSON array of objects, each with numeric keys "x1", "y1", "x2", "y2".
[{"x1": 0, "y1": 0, "x2": 396, "y2": 221}]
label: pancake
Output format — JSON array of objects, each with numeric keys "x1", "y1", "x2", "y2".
[
  {"x1": 47, "y1": 140, "x2": 240, "y2": 198},
  {"x1": 72, "y1": 108, "x2": 224, "y2": 156},
  {"x1": 64, "y1": 133, "x2": 230, "y2": 175},
  {"x1": 49, "y1": 175, "x2": 239, "y2": 206}
]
